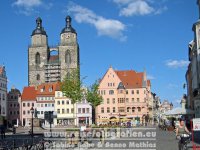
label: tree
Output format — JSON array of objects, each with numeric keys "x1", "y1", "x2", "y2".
[
  {"x1": 61, "y1": 68, "x2": 85, "y2": 125},
  {"x1": 86, "y1": 81, "x2": 103, "y2": 124}
]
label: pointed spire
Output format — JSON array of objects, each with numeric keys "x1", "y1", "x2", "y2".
[
  {"x1": 61, "y1": 15, "x2": 76, "y2": 34},
  {"x1": 36, "y1": 17, "x2": 42, "y2": 28},
  {"x1": 32, "y1": 17, "x2": 47, "y2": 36},
  {"x1": 66, "y1": 16, "x2": 72, "y2": 28}
]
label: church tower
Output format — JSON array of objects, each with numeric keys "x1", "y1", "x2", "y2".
[
  {"x1": 28, "y1": 17, "x2": 48, "y2": 86},
  {"x1": 58, "y1": 16, "x2": 80, "y2": 80}
]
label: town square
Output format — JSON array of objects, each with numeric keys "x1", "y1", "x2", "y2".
[{"x1": 0, "y1": 0, "x2": 200, "y2": 150}]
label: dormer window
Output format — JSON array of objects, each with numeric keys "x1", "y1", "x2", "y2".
[
  {"x1": 49, "y1": 86, "x2": 53, "y2": 92},
  {"x1": 40, "y1": 86, "x2": 45, "y2": 92}
]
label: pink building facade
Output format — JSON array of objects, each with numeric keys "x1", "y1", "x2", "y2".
[
  {"x1": 20, "y1": 87, "x2": 37, "y2": 126},
  {"x1": 96, "y1": 67, "x2": 152, "y2": 124}
]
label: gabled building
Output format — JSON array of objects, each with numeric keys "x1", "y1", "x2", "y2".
[
  {"x1": 36, "y1": 82, "x2": 59, "y2": 127},
  {"x1": 20, "y1": 86, "x2": 37, "y2": 126},
  {"x1": 96, "y1": 66, "x2": 152, "y2": 124}
]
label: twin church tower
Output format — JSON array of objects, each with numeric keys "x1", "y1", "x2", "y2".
[{"x1": 28, "y1": 16, "x2": 80, "y2": 86}]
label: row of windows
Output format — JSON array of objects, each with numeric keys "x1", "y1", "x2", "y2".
[
  {"x1": 23, "y1": 103, "x2": 34, "y2": 107},
  {"x1": 101, "y1": 107, "x2": 142, "y2": 113},
  {"x1": 0, "y1": 83, "x2": 6, "y2": 88},
  {"x1": 107, "y1": 74, "x2": 114, "y2": 78},
  {"x1": 9, "y1": 103, "x2": 19, "y2": 107},
  {"x1": 57, "y1": 100, "x2": 70, "y2": 105},
  {"x1": 23, "y1": 110, "x2": 31, "y2": 115},
  {"x1": 108, "y1": 83, "x2": 115, "y2": 87},
  {"x1": 57, "y1": 108, "x2": 74, "y2": 114},
  {"x1": 106, "y1": 98, "x2": 141, "y2": 104},
  {"x1": 36, "y1": 103, "x2": 54, "y2": 107},
  {"x1": 40, "y1": 87, "x2": 53, "y2": 93},
  {"x1": 37, "y1": 97, "x2": 54, "y2": 101},
  {"x1": 99, "y1": 89, "x2": 142, "y2": 95},
  {"x1": 9, "y1": 95, "x2": 18, "y2": 100},
  {"x1": 78, "y1": 108, "x2": 90, "y2": 114},
  {"x1": 0, "y1": 93, "x2": 6, "y2": 100},
  {"x1": 9, "y1": 111, "x2": 19, "y2": 115}
]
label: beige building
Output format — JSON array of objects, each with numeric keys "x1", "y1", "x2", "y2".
[
  {"x1": 54, "y1": 90, "x2": 76, "y2": 126},
  {"x1": 96, "y1": 67, "x2": 152, "y2": 124}
]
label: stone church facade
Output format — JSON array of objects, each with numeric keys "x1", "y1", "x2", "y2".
[{"x1": 28, "y1": 16, "x2": 79, "y2": 86}]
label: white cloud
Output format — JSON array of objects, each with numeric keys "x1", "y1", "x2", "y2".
[
  {"x1": 166, "y1": 60, "x2": 189, "y2": 68},
  {"x1": 67, "y1": 3, "x2": 126, "y2": 41},
  {"x1": 12, "y1": 0, "x2": 52, "y2": 16},
  {"x1": 154, "y1": 6, "x2": 168, "y2": 15},
  {"x1": 113, "y1": 0, "x2": 167, "y2": 17},
  {"x1": 119, "y1": 0, "x2": 154, "y2": 16},
  {"x1": 147, "y1": 75, "x2": 155, "y2": 80},
  {"x1": 13, "y1": 0, "x2": 42, "y2": 8}
]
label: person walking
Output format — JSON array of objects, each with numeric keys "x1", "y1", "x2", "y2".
[{"x1": 1, "y1": 126, "x2": 5, "y2": 139}]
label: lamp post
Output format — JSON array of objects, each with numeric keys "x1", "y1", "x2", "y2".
[{"x1": 30, "y1": 107, "x2": 34, "y2": 137}]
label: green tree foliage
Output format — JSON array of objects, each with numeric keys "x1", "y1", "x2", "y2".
[
  {"x1": 61, "y1": 68, "x2": 84, "y2": 104},
  {"x1": 86, "y1": 81, "x2": 103, "y2": 124},
  {"x1": 86, "y1": 81, "x2": 103, "y2": 108}
]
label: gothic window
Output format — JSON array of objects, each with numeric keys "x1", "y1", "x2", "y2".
[
  {"x1": 37, "y1": 74, "x2": 40, "y2": 80},
  {"x1": 65, "y1": 50, "x2": 71, "y2": 64},
  {"x1": 35, "y1": 52, "x2": 40, "y2": 65}
]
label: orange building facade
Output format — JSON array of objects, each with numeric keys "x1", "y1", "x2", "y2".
[{"x1": 96, "y1": 67, "x2": 152, "y2": 125}]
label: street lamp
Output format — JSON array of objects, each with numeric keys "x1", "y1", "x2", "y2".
[{"x1": 30, "y1": 107, "x2": 34, "y2": 137}]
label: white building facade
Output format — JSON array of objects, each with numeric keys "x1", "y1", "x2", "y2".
[{"x1": 76, "y1": 99, "x2": 92, "y2": 127}]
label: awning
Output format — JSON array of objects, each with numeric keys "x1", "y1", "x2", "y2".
[{"x1": 79, "y1": 117, "x2": 86, "y2": 121}]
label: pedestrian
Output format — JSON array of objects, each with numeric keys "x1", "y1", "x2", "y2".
[
  {"x1": 71, "y1": 133, "x2": 75, "y2": 144},
  {"x1": 13, "y1": 126, "x2": 16, "y2": 134},
  {"x1": 1, "y1": 126, "x2": 5, "y2": 139},
  {"x1": 100, "y1": 130, "x2": 103, "y2": 143}
]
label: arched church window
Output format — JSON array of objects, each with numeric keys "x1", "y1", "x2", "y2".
[
  {"x1": 37, "y1": 74, "x2": 40, "y2": 80},
  {"x1": 65, "y1": 50, "x2": 71, "y2": 64},
  {"x1": 35, "y1": 52, "x2": 40, "y2": 65}
]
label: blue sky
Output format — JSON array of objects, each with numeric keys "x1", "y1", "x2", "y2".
[{"x1": 0, "y1": 0, "x2": 198, "y2": 106}]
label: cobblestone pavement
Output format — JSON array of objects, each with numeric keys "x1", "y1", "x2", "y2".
[{"x1": 2, "y1": 127, "x2": 199, "y2": 150}]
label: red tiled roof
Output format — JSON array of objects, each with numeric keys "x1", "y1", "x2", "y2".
[
  {"x1": 115, "y1": 70, "x2": 144, "y2": 88},
  {"x1": 21, "y1": 86, "x2": 36, "y2": 101},
  {"x1": 36, "y1": 82, "x2": 60, "y2": 96}
]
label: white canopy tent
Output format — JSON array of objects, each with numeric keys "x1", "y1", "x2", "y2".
[{"x1": 164, "y1": 107, "x2": 194, "y2": 116}]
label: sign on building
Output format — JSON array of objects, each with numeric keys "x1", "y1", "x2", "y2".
[{"x1": 193, "y1": 118, "x2": 200, "y2": 131}]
